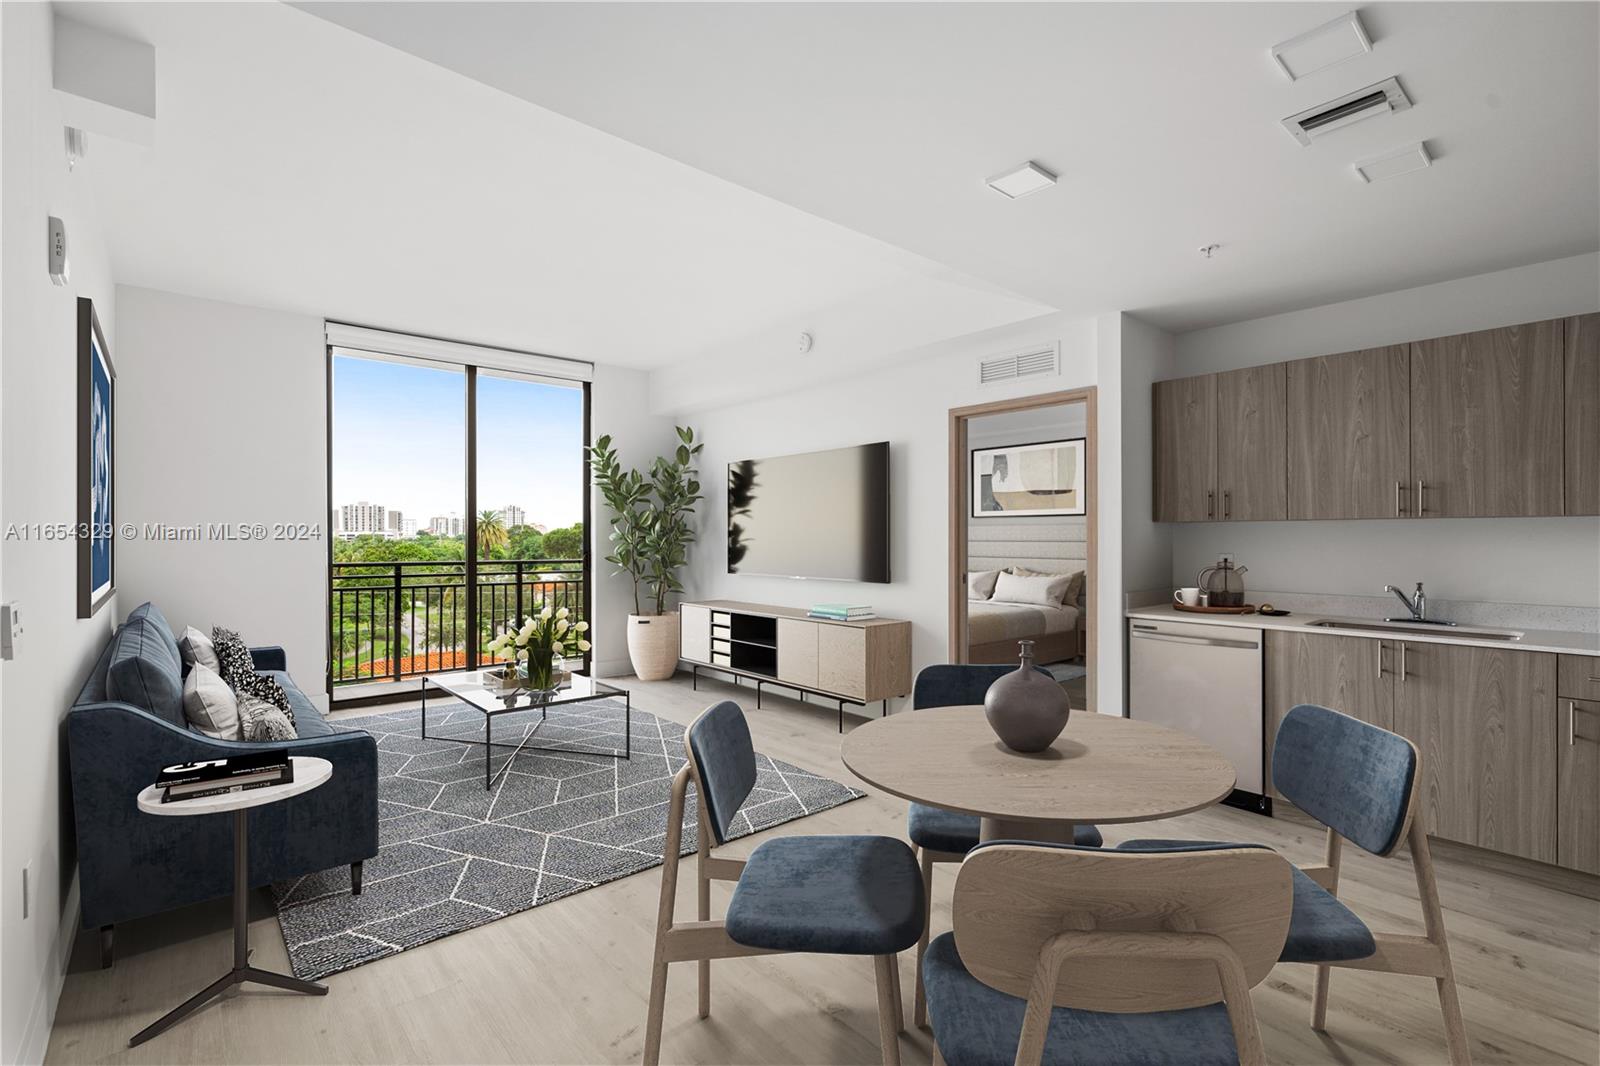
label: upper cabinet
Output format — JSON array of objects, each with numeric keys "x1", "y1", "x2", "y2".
[
  {"x1": 1566, "y1": 313, "x2": 1600, "y2": 516},
  {"x1": 1411, "y1": 320, "x2": 1565, "y2": 518},
  {"x1": 1155, "y1": 314, "x2": 1595, "y2": 522},
  {"x1": 1215, "y1": 364, "x2": 1287, "y2": 521},
  {"x1": 1286, "y1": 345, "x2": 1411, "y2": 519}
]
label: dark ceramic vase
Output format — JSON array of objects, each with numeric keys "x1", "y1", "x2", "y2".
[{"x1": 983, "y1": 640, "x2": 1071, "y2": 753}]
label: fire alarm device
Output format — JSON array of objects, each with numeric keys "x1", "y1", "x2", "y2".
[{"x1": 48, "y1": 216, "x2": 69, "y2": 286}]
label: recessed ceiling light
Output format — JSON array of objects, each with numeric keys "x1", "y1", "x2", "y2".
[
  {"x1": 1353, "y1": 142, "x2": 1432, "y2": 183},
  {"x1": 986, "y1": 161, "x2": 1057, "y2": 199},
  {"x1": 1270, "y1": 11, "x2": 1373, "y2": 82}
]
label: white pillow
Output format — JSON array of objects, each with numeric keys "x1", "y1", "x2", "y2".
[
  {"x1": 992, "y1": 570, "x2": 1073, "y2": 608},
  {"x1": 179, "y1": 625, "x2": 221, "y2": 674},
  {"x1": 182, "y1": 663, "x2": 240, "y2": 740},
  {"x1": 968, "y1": 569, "x2": 1001, "y2": 600},
  {"x1": 1012, "y1": 566, "x2": 1085, "y2": 607}
]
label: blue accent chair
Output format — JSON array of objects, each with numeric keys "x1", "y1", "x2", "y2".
[
  {"x1": 645, "y1": 700, "x2": 924, "y2": 1066},
  {"x1": 923, "y1": 840, "x2": 1293, "y2": 1066},
  {"x1": 908, "y1": 664, "x2": 1103, "y2": 1026},
  {"x1": 67, "y1": 603, "x2": 379, "y2": 966},
  {"x1": 1119, "y1": 704, "x2": 1470, "y2": 1066}
]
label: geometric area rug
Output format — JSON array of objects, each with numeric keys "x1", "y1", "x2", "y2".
[{"x1": 271, "y1": 698, "x2": 864, "y2": 980}]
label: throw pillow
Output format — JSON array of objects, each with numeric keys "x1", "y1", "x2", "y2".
[
  {"x1": 237, "y1": 693, "x2": 298, "y2": 742},
  {"x1": 178, "y1": 625, "x2": 221, "y2": 674},
  {"x1": 992, "y1": 570, "x2": 1073, "y2": 608},
  {"x1": 967, "y1": 569, "x2": 1001, "y2": 601},
  {"x1": 182, "y1": 663, "x2": 240, "y2": 740},
  {"x1": 1011, "y1": 566, "x2": 1085, "y2": 607},
  {"x1": 211, "y1": 626, "x2": 294, "y2": 724}
]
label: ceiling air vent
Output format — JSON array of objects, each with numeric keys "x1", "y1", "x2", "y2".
[
  {"x1": 1282, "y1": 76, "x2": 1411, "y2": 146},
  {"x1": 978, "y1": 344, "x2": 1059, "y2": 385}
]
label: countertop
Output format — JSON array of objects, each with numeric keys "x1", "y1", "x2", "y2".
[{"x1": 1125, "y1": 603, "x2": 1600, "y2": 657}]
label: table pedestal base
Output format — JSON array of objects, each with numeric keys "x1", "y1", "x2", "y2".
[
  {"x1": 979, "y1": 817, "x2": 1079, "y2": 845},
  {"x1": 130, "y1": 809, "x2": 327, "y2": 1047}
]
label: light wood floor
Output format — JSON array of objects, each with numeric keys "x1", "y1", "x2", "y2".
[{"x1": 46, "y1": 674, "x2": 1600, "y2": 1065}]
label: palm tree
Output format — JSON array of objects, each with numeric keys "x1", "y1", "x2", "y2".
[{"x1": 476, "y1": 509, "x2": 508, "y2": 557}]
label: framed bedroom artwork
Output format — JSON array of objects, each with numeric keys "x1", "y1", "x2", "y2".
[
  {"x1": 77, "y1": 297, "x2": 115, "y2": 618},
  {"x1": 971, "y1": 437, "x2": 1085, "y2": 518}
]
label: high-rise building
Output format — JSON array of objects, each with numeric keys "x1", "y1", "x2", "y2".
[
  {"x1": 502, "y1": 504, "x2": 525, "y2": 528},
  {"x1": 386, "y1": 509, "x2": 404, "y2": 533},
  {"x1": 427, "y1": 514, "x2": 463, "y2": 537},
  {"x1": 338, "y1": 501, "x2": 387, "y2": 536},
  {"x1": 401, "y1": 518, "x2": 418, "y2": 537}
]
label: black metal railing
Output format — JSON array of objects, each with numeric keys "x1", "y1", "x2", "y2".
[{"x1": 329, "y1": 558, "x2": 585, "y2": 686}]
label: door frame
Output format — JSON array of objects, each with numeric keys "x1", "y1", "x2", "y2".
[{"x1": 948, "y1": 386, "x2": 1098, "y2": 713}]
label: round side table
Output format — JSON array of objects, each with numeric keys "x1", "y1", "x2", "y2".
[{"x1": 130, "y1": 755, "x2": 332, "y2": 1047}]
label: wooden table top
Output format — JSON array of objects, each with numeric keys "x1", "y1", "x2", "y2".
[{"x1": 840, "y1": 708, "x2": 1236, "y2": 826}]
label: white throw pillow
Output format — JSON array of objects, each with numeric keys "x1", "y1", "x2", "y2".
[
  {"x1": 178, "y1": 625, "x2": 221, "y2": 673},
  {"x1": 238, "y1": 694, "x2": 297, "y2": 742},
  {"x1": 1011, "y1": 566, "x2": 1085, "y2": 607},
  {"x1": 968, "y1": 569, "x2": 1001, "y2": 600},
  {"x1": 182, "y1": 663, "x2": 240, "y2": 740},
  {"x1": 992, "y1": 570, "x2": 1073, "y2": 608}
]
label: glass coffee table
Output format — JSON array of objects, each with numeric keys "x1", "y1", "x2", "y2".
[{"x1": 421, "y1": 669, "x2": 632, "y2": 789}]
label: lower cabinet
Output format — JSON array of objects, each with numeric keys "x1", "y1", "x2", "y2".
[
  {"x1": 1392, "y1": 643, "x2": 1557, "y2": 865},
  {"x1": 1264, "y1": 631, "x2": 1392, "y2": 798},
  {"x1": 1558, "y1": 697, "x2": 1600, "y2": 875}
]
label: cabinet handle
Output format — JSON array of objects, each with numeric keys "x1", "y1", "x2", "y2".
[
  {"x1": 1395, "y1": 481, "x2": 1404, "y2": 518},
  {"x1": 1571, "y1": 702, "x2": 1578, "y2": 746},
  {"x1": 1207, "y1": 490, "x2": 1215, "y2": 519},
  {"x1": 1223, "y1": 490, "x2": 1232, "y2": 519},
  {"x1": 1399, "y1": 642, "x2": 1408, "y2": 682},
  {"x1": 1415, "y1": 479, "x2": 1427, "y2": 517},
  {"x1": 1377, "y1": 640, "x2": 1387, "y2": 676}
]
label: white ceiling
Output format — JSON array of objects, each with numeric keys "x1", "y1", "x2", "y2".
[
  {"x1": 66, "y1": 2, "x2": 1049, "y2": 370},
  {"x1": 300, "y1": 1, "x2": 1600, "y2": 332}
]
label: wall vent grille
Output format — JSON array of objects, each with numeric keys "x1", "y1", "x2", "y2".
[{"x1": 979, "y1": 344, "x2": 1059, "y2": 385}]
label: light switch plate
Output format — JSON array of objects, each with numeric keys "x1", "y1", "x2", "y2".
[{"x1": 0, "y1": 603, "x2": 19, "y2": 660}]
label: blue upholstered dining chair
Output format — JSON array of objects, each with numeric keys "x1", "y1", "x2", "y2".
[
  {"x1": 923, "y1": 840, "x2": 1293, "y2": 1066},
  {"x1": 643, "y1": 700, "x2": 925, "y2": 1066},
  {"x1": 909, "y1": 664, "x2": 1104, "y2": 1027},
  {"x1": 1119, "y1": 704, "x2": 1471, "y2": 1066}
]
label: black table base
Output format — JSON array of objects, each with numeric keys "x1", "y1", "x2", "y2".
[
  {"x1": 421, "y1": 679, "x2": 633, "y2": 789},
  {"x1": 130, "y1": 809, "x2": 326, "y2": 1047}
]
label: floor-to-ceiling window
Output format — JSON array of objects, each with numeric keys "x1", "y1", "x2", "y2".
[{"x1": 327, "y1": 334, "x2": 589, "y2": 699}]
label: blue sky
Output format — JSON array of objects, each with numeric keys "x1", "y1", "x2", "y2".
[{"x1": 331, "y1": 355, "x2": 584, "y2": 528}]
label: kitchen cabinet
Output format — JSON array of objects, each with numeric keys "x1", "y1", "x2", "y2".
[
  {"x1": 1558, "y1": 697, "x2": 1600, "y2": 875},
  {"x1": 1215, "y1": 363, "x2": 1287, "y2": 521},
  {"x1": 1152, "y1": 374, "x2": 1217, "y2": 522},
  {"x1": 1566, "y1": 313, "x2": 1600, "y2": 515},
  {"x1": 1410, "y1": 320, "x2": 1565, "y2": 517},
  {"x1": 1394, "y1": 642, "x2": 1557, "y2": 864},
  {"x1": 1285, "y1": 345, "x2": 1411, "y2": 519},
  {"x1": 1264, "y1": 631, "x2": 1392, "y2": 798}
]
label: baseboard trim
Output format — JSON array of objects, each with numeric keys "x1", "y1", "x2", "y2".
[{"x1": 11, "y1": 874, "x2": 79, "y2": 1066}]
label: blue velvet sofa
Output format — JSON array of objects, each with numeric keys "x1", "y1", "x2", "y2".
[{"x1": 67, "y1": 603, "x2": 378, "y2": 966}]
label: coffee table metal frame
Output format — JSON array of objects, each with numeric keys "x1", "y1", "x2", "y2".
[{"x1": 421, "y1": 670, "x2": 632, "y2": 790}]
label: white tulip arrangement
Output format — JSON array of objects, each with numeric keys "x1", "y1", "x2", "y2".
[{"x1": 485, "y1": 603, "x2": 591, "y2": 692}]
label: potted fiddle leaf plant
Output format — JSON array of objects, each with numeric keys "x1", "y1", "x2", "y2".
[{"x1": 588, "y1": 426, "x2": 702, "y2": 681}]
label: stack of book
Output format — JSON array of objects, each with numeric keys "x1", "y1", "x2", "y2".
[
  {"x1": 808, "y1": 603, "x2": 876, "y2": 621},
  {"x1": 155, "y1": 750, "x2": 294, "y2": 803}
]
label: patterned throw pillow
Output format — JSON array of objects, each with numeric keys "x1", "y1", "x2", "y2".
[
  {"x1": 211, "y1": 626, "x2": 294, "y2": 724},
  {"x1": 237, "y1": 693, "x2": 297, "y2": 742}
]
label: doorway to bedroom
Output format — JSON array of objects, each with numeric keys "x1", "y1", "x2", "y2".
[{"x1": 948, "y1": 388, "x2": 1096, "y2": 712}]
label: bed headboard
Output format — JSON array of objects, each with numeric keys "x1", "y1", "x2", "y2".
[{"x1": 967, "y1": 515, "x2": 1088, "y2": 579}]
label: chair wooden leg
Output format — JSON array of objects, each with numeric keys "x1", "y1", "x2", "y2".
[
  {"x1": 913, "y1": 847, "x2": 934, "y2": 1028},
  {"x1": 643, "y1": 958, "x2": 669, "y2": 1066},
  {"x1": 697, "y1": 817, "x2": 712, "y2": 1019},
  {"x1": 874, "y1": 955, "x2": 902, "y2": 1066},
  {"x1": 888, "y1": 952, "x2": 904, "y2": 1033},
  {"x1": 1409, "y1": 825, "x2": 1471, "y2": 1066},
  {"x1": 1310, "y1": 965, "x2": 1332, "y2": 1030}
]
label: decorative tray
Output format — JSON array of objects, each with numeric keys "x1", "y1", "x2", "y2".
[{"x1": 1173, "y1": 603, "x2": 1259, "y2": 615}]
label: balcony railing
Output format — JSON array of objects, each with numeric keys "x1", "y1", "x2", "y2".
[{"x1": 329, "y1": 558, "x2": 585, "y2": 687}]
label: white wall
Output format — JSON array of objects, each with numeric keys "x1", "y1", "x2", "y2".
[
  {"x1": 0, "y1": 6, "x2": 118, "y2": 1062},
  {"x1": 115, "y1": 286, "x2": 329, "y2": 696},
  {"x1": 1167, "y1": 254, "x2": 1600, "y2": 609},
  {"x1": 655, "y1": 311, "x2": 1116, "y2": 708}
]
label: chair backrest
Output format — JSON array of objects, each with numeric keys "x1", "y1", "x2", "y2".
[
  {"x1": 913, "y1": 663, "x2": 1051, "y2": 710},
  {"x1": 684, "y1": 700, "x2": 757, "y2": 846},
  {"x1": 952, "y1": 842, "x2": 1292, "y2": 1013},
  {"x1": 1272, "y1": 703, "x2": 1418, "y2": 857}
]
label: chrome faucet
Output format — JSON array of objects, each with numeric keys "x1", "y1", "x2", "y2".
[{"x1": 1385, "y1": 582, "x2": 1427, "y2": 622}]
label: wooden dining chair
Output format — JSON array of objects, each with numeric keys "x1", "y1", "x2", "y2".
[
  {"x1": 907, "y1": 664, "x2": 1104, "y2": 1026},
  {"x1": 643, "y1": 700, "x2": 925, "y2": 1066},
  {"x1": 922, "y1": 841, "x2": 1293, "y2": 1066},
  {"x1": 1120, "y1": 703, "x2": 1471, "y2": 1066}
]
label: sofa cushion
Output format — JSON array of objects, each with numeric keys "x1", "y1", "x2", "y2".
[
  {"x1": 267, "y1": 670, "x2": 334, "y2": 737},
  {"x1": 178, "y1": 625, "x2": 221, "y2": 674},
  {"x1": 182, "y1": 663, "x2": 240, "y2": 740},
  {"x1": 125, "y1": 602, "x2": 181, "y2": 665},
  {"x1": 106, "y1": 618, "x2": 186, "y2": 728}
]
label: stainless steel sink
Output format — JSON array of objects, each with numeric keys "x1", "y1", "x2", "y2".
[{"x1": 1308, "y1": 619, "x2": 1524, "y2": 641}]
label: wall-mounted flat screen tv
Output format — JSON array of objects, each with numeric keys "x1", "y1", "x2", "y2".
[{"x1": 727, "y1": 442, "x2": 890, "y2": 583}]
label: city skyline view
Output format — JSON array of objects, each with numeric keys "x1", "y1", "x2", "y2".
[{"x1": 331, "y1": 355, "x2": 585, "y2": 529}]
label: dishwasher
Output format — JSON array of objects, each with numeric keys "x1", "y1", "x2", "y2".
[{"x1": 1128, "y1": 618, "x2": 1269, "y2": 814}]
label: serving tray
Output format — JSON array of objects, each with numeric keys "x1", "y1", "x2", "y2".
[{"x1": 1173, "y1": 602, "x2": 1259, "y2": 615}]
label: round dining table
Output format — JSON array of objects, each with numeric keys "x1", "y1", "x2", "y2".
[{"x1": 840, "y1": 707, "x2": 1237, "y2": 843}]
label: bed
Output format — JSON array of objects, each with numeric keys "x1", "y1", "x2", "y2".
[
  {"x1": 966, "y1": 598, "x2": 1082, "y2": 665},
  {"x1": 964, "y1": 512, "x2": 1087, "y2": 666}
]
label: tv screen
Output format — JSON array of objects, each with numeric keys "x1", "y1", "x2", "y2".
[{"x1": 727, "y1": 442, "x2": 890, "y2": 583}]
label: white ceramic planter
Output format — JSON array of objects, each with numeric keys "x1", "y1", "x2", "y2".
[{"x1": 626, "y1": 612, "x2": 681, "y2": 681}]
